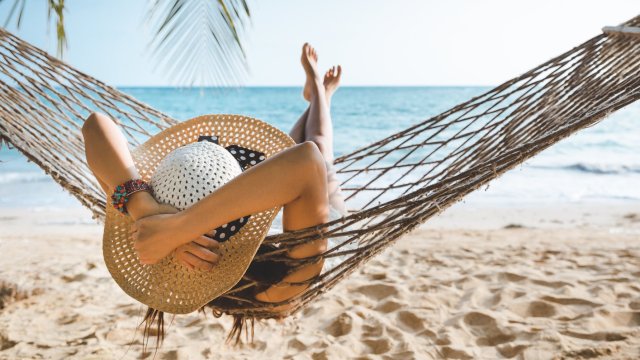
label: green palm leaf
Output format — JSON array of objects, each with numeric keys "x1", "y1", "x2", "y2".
[
  {"x1": 1, "y1": 0, "x2": 66, "y2": 57},
  {"x1": 1, "y1": 0, "x2": 251, "y2": 86},
  {"x1": 47, "y1": 0, "x2": 66, "y2": 57},
  {"x1": 146, "y1": 0, "x2": 251, "y2": 86},
  {"x1": 2, "y1": 0, "x2": 25, "y2": 29}
]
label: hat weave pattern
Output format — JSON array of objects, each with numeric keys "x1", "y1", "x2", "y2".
[{"x1": 102, "y1": 114, "x2": 295, "y2": 314}]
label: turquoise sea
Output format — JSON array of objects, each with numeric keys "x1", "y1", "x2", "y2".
[{"x1": 1, "y1": 86, "x2": 639, "y2": 210}]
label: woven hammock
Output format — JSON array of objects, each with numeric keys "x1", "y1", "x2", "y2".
[{"x1": 1, "y1": 16, "x2": 639, "y2": 321}]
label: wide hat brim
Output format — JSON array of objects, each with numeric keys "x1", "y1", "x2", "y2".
[{"x1": 102, "y1": 114, "x2": 295, "y2": 314}]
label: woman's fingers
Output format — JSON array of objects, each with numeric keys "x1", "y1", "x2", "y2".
[
  {"x1": 131, "y1": 218, "x2": 221, "y2": 269},
  {"x1": 192, "y1": 235, "x2": 220, "y2": 251},
  {"x1": 205, "y1": 229, "x2": 217, "y2": 237},
  {"x1": 173, "y1": 237, "x2": 221, "y2": 271},
  {"x1": 175, "y1": 250, "x2": 196, "y2": 269},
  {"x1": 185, "y1": 242, "x2": 220, "y2": 264},
  {"x1": 181, "y1": 249, "x2": 216, "y2": 271}
]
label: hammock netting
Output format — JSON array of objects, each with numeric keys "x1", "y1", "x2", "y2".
[{"x1": 1, "y1": 16, "x2": 639, "y2": 320}]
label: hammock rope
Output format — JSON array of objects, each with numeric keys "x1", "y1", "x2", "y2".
[{"x1": 1, "y1": 15, "x2": 639, "y2": 320}]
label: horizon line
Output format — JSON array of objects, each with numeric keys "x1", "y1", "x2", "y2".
[{"x1": 112, "y1": 84, "x2": 495, "y2": 88}]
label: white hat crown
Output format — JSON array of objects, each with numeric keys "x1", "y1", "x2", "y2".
[{"x1": 150, "y1": 141, "x2": 242, "y2": 210}]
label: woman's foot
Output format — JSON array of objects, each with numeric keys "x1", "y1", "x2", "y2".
[
  {"x1": 302, "y1": 63, "x2": 342, "y2": 104},
  {"x1": 301, "y1": 43, "x2": 322, "y2": 101},
  {"x1": 323, "y1": 65, "x2": 342, "y2": 103}
]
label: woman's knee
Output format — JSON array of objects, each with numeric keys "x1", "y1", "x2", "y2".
[
  {"x1": 305, "y1": 136, "x2": 330, "y2": 159},
  {"x1": 297, "y1": 141, "x2": 327, "y2": 179},
  {"x1": 81, "y1": 112, "x2": 112, "y2": 136},
  {"x1": 297, "y1": 141, "x2": 325, "y2": 169},
  {"x1": 299, "y1": 141, "x2": 329, "y2": 209}
]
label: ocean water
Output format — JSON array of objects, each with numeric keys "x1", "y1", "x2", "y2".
[{"x1": 1, "y1": 86, "x2": 639, "y2": 210}]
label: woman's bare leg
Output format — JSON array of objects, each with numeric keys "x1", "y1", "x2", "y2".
[
  {"x1": 288, "y1": 43, "x2": 318, "y2": 143},
  {"x1": 306, "y1": 65, "x2": 342, "y2": 162},
  {"x1": 322, "y1": 65, "x2": 342, "y2": 110},
  {"x1": 263, "y1": 47, "x2": 348, "y2": 305},
  {"x1": 298, "y1": 44, "x2": 348, "y2": 216},
  {"x1": 291, "y1": 43, "x2": 341, "y2": 149},
  {"x1": 301, "y1": 44, "x2": 335, "y2": 163},
  {"x1": 288, "y1": 105, "x2": 309, "y2": 144}
]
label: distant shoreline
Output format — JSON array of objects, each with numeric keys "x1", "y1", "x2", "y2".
[{"x1": 112, "y1": 85, "x2": 495, "y2": 90}]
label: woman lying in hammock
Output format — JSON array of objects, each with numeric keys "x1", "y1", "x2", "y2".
[{"x1": 81, "y1": 43, "x2": 346, "y2": 315}]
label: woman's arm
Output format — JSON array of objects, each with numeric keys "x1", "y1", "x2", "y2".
[{"x1": 82, "y1": 112, "x2": 221, "y2": 270}]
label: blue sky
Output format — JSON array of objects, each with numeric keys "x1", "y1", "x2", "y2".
[{"x1": 4, "y1": 0, "x2": 638, "y2": 86}]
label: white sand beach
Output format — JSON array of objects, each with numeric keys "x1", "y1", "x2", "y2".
[{"x1": 1, "y1": 200, "x2": 639, "y2": 359}]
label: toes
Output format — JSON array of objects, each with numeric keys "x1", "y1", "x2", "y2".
[
  {"x1": 325, "y1": 66, "x2": 340, "y2": 79},
  {"x1": 302, "y1": 43, "x2": 318, "y2": 63}
]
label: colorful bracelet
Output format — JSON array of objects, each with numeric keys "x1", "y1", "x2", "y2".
[{"x1": 111, "y1": 179, "x2": 152, "y2": 215}]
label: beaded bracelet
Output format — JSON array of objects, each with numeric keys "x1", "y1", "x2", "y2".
[{"x1": 111, "y1": 179, "x2": 152, "y2": 215}]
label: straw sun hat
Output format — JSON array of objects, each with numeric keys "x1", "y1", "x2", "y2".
[{"x1": 102, "y1": 114, "x2": 294, "y2": 314}]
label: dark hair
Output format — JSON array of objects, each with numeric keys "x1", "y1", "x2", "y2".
[{"x1": 137, "y1": 243, "x2": 294, "y2": 356}]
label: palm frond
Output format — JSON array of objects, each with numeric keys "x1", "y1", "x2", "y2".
[
  {"x1": 47, "y1": 0, "x2": 67, "y2": 57},
  {"x1": 0, "y1": 0, "x2": 67, "y2": 58},
  {"x1": 146, "y1": 0, "x2": 251, "y2": 87},
  {"x1": 1, "y1": 0, "x2": 25, "y2": 28}
]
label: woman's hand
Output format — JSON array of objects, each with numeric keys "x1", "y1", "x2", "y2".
[
  {"x1": 129, "y1": 198, "x2": 221, "y2": 269},
  {"x1": 132, "y1": 212, "x2": 222, "y2": 268},
  {"x1": 174, "y1": 235, "x2": 221, "y2": 271},
  {"x1": 131, "y1": 212, "x2": 186, "y2": 264}
]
